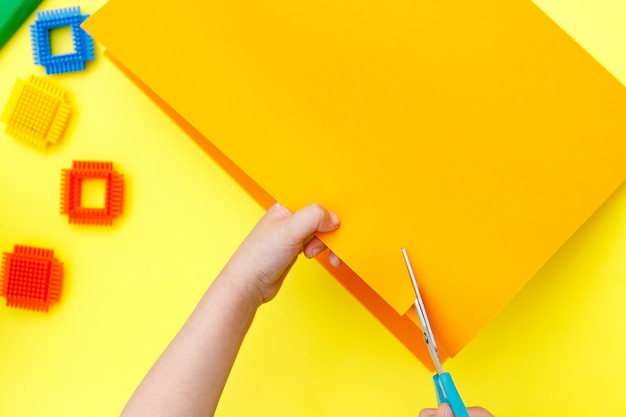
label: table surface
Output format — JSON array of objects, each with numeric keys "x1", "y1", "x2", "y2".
[{"x1": 1, "y1": 0, "x2": 625, "y2": 416}]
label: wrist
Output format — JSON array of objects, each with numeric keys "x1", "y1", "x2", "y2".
[{"x1": 217, "y1": 264, "x2": 265, "y2": 311}]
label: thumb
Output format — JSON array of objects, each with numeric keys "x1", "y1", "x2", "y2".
[{"x1": 287, "y1": 203, "x2": 340, "y2": 243}]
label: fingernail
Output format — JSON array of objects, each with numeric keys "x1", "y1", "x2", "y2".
[
  {"x1": 329, "y1": 211, "x2": 340, "y2": 227},
  {"x1": 309, "y1": 246, "x2": 324, "y2": 258},
  {"x1": 441, "y1": 403, "x2": 453, "y2": 417}
]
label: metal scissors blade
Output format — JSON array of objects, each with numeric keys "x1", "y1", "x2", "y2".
[
  {"x1": 402, "y1": 248, "x2": 470, "y2": 417},
  {"x1": 401, "y1": 247, "x2": 444, "y2": 375}
]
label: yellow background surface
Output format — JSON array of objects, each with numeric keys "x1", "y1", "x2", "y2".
[{"x1": 0, "y1": 0, "x2": 624, "y2": 416}]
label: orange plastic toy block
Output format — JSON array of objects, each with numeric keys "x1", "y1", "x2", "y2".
[
  {"x1": 1, "y1": 245, "x2": 63, "y2": 312},
  {"x1": 0, "y1": 75, "x2": 71, "y2": 148},
  {"x1": 61, "y1": 161, "x2": 124, "y2": 225}
]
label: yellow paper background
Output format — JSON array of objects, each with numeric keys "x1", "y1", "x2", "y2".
[{"x1": 1, "y1": 0, "x2": 625, "y2": 416}]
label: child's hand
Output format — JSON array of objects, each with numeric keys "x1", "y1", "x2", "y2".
[
  {"x1": 420, "y1": 404, "x2": 494, "y2": 417},
  {"x1": 223, "y1": 202, "x2": 341, "y2": 307}
]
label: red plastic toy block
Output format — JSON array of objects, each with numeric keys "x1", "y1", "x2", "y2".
[
  {"x1": 1, "y1": 245, "x2": 63, "y2": 312},
  {"x1": 61, "y1": 161, "x2": 124, "y2": 225}
]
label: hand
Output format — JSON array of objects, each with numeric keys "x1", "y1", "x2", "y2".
[
  {"x1": 119, "y1": 202, "x2": 341, "y2": 417},
  {"x1": 223, "y1": 202, "x2": 341, "y2": 306},
  {"x1": 419, "y1": 403, "x2": 494, "y2": 417}
]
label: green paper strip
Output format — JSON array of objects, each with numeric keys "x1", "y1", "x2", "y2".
[{"x1": 0, "y1": 0, "x2": 44, "y2": 50}]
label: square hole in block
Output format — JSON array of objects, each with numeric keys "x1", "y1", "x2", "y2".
[
  {"x1": 49, "y1": 26, "x2": 75, "y2": 56},
  {"x1": 80, "y1": 178, "x2": 107, "y2": 208}
]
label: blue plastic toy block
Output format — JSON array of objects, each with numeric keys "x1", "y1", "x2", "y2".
[{"x1": 30, "y1": 7, "x2": 95, "y2": 75}]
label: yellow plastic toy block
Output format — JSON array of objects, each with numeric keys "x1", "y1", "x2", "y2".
[{"x1": 1, "y1": 75, "x2": 71, "y2": 148}]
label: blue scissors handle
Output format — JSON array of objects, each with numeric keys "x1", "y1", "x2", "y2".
[{"x1": 433, "y1": 372, "x2": 469, "y2": 417}]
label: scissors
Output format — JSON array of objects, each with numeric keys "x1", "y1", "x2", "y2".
[{"x1": 401, "y1": 248, "x2": 469, "y2": 417}]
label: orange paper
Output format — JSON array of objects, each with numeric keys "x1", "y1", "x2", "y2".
[{"x1": 83, "y1": 0, "x2": 626, "y2": 363}]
